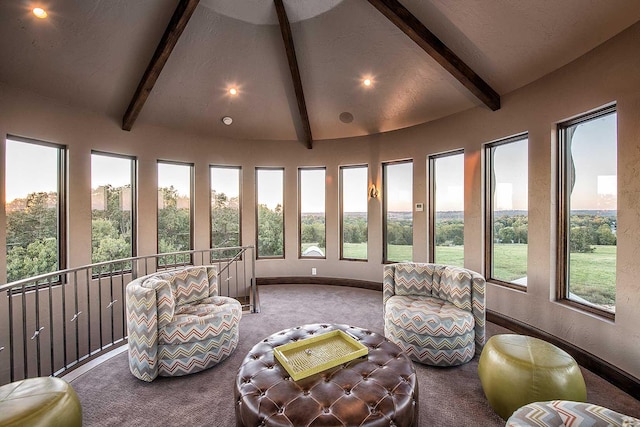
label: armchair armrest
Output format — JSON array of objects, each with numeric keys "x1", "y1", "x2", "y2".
[
  {"x1": 126, "y1": 278, "x2": 160, "y2": 382},
  {"x1": 382, "y1": 264, "x2": 397, "y2": 316}
]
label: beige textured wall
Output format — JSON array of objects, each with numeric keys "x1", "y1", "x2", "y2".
[{"x1": 1, "y1": 22, "x2": 639, "y2": 377}]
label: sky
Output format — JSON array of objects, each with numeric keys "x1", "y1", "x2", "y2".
[
  {"x1": 300, "y1": 169, "x2": 325, "y2": 213},
  {"x1": 211, "y1": 166, "x2": 240, "y2": 198},
  {"x1": 342, "y1": 166, "x2": 368, "y2": 213},
  {"x1": 386, "y1": 162, "x2": 413, "y2": 211},
  {"x1": 4, "y1": 113, "x2": 617, "y2": 211},
  {"x1": 256, "y1": 169, "x2": 284, "y2": 209},
  {"x1": 492, "y1": 138, "x2": 528, "y2": 211},
  {"x1": 434, "y1": 153, "x2": 464, "y2": 212}
]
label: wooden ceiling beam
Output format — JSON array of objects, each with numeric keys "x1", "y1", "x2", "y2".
[
  {"x1": 274, "y1": 0, "x2": 313, "y2": 149},
  {"x1": 122, "y1": 0, "x2": 200, "y2": 131},
  {"x1": 367, "y1": 0, "x2": 500, "y2": 111}
]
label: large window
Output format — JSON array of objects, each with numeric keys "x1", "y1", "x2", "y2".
[
  {"x1": 157, "y1": 161, "x2": 193, "y2": 266},
  {"x1": 210, "y1": 165, "x2": 241, "y2": 260},
  {"x1": 429, "y1": 150, "x2": 464, "y2": 267},
  {"x1": 383, "y1": 161, "x2": 413, "y2": 263},
  {"x1": 5, "y1": 136, "x2": 66, "y2": 282},
  {"x1": 256, "y1": 168, "x2": 284, "y2": 259},
  {"x1": 340, "y1": 165, "x2": 368, "y2": 260},
  {"x1": 299, "y1": 168, "x2": 326, "y2": 258},
  {"x1": 558, "y1": 106, "x2": 617, "y2": 316},
  {"x1": 485, "y1": 135, "x2": 528, "y2": 287},
  {"x1": 91, "y1": 152, "x2": 135, "y2": 273}
]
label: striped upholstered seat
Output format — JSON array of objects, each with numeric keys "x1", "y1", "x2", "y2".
[
  {"x1": 127, "y1": 266, "x2": 241, "y2": 381},
  {"x1": 383, "y1": 263, "x2": 485, "y2": 366},
  {"x1": 507, "y1": 401, "x2": 640, "y2": 426}
]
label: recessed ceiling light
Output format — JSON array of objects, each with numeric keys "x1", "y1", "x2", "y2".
[
  {"x1": 363, "y1": 79, "x2": 372, "y2": 87},
  {"x1": 222, "y1": 116, "x2": 233, "y2": 125},
  {"x1": 32, "y1": 7, "x2": 48, "y2": 19},
  {"x1": 229, "y1": 88, "x2": 238, "y2": 95}
]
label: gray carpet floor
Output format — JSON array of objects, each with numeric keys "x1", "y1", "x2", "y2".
[{"x1": 70, "y1": 284, "x2": 640, "y2": 426}]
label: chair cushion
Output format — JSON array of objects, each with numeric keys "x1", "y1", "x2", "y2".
[
  {"x1": 141, "y1": 277, "x2": 175, "y2": 328},
  {"x1": 385, "y1": 295, "x2": 475, "y2": 337},
  {"x1": 393, "y1": 263, "x2": 440, "y2": 297},
  {"x1": 159, "y1": 296, "x2": 241, "y2": 345},
  {"x1": 439, "y1": 266, "x2": 473, "y2": 310},
  {"x1": 384, "y1": 295, "x2": 476, "y2": 365},
  {"x1": 157, "y1": 266, "x2": 210, "y2": 306}
]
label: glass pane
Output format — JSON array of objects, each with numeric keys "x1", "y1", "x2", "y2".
[
  {"x1": 341, "y1": 166, "x2": 368, "y2": 260},
  {"x1": 490, "y1": 139, "x2": 528, "y2": 285},
  {"x1": 157, "y1": 162, "x2": 192, "y2": 266},
  {"x1": 566, "y1": 112, "x2": 617, "y2": 312},
  {"x1": 5, "y1": 139, "x2": 61, "y2": 282},
  {"x1": 211, "y1": 166, "x2": 241, "y2": 260},
  {"x1": 300, "y1": 169, "x2": 326, "y2": 258},
  {"x1": 384, "y1": 162, "x2": 413, "y2": 262},
  {"x1": 257, "y1": 169, "x2": 284, "y2": 258},
  {"x1": 91, "y1": 153, "x2": 134, "y2": 273},
  {"x1": 433, "y1": 153, "x2": 464, "y2": 267}
]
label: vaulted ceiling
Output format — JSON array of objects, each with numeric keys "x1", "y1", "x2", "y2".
[{"x1": 1, "y1": 1, "x2": 639, "y2": 148}]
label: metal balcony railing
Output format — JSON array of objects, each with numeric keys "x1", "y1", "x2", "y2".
[{"x1": 0, "y1": 246, "x2": 257, "y2": 386}]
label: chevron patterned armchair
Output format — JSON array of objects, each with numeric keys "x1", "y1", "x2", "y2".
[
  {"x1": 126, "y1": 265, "x2": 242, "y2": 382},
  {"x1": 383, "y1": 262, "x2": 486, "y2": 366}
]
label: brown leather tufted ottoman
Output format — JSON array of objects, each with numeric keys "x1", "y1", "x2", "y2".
[{"x1": 235, "y1": 323, "x2": 418, "y2": 427}]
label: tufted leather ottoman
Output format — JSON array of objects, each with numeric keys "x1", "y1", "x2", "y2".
[{"x1": 235, "y1": 323, "x2": 418, "y2": 427}]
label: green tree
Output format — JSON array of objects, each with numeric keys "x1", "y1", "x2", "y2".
[
  {"x1": 596, "y1": 224, "x2": 616, "y2": 246},
  {"x1": 6, "y1": 238, "x2": 58, "y2": 282},
  {"x1": 570, "y1": 227, "x2": 595, "y2": 253},
  {"x1": 211, "y1": 191, "x2": 241, "y2": 259},
  {"x1": 499, "y1": 226, "x2": 515, "y2": 243},
  {"x1": 158, "y1": 186, "x2": 191, "y2": 264},
  {"x1": 257, "y1": 203, "x2": 283, "y2": 257},
  {"x1": 6, "y1": 192, "x2": 58, "y2": 282}
]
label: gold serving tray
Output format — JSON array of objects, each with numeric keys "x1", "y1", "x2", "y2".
[{"x1": 273, "y1": 330, "x2": 368, "y2": 381}]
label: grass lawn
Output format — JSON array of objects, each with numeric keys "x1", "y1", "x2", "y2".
[
  {"x1": 434, "y1": 246, "x2": 464, "y2": 267},
  {"x1": 569, "y1": 245, "x2": 616, "y2": 306},
  {"x1": 492, "y1": 244, "x2": 528, "y2": 281},
  {"x1": 386, "y1": 245, "x2": 413, "y2": 262},
  {"x1": 342, "y1": 243, "x2": 367, "y2": 260}
]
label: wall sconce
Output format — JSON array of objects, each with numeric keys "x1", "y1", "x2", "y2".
[{"x1": 369, "y1": 185, "x2": 379, "y2": 198}]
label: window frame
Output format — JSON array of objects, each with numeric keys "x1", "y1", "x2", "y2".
[
  {"x1": 557, "y1": 104, "x2": 617, "y2": 320},
  {"x1": 298, "y1": 167, "x2": 326, "y2": 260},
  {"x1": 90, "y1": 150, "x2": 138, "y2": 270},
  {"x1": 382, "y1": 159, "x2": 413, "y2": 264},
  {"x1": 209, "y1": 164, "x2": 243, "y2": 258},
  {"x1": 255, "y1": 167, "x2": 285, "y2": 260},
  {"x1": 156, "y1": 159, "x2": 194, "y2": 267},
  {"x1": 428, "y1": 149, "x2": 464, "y2": 264},
  {"x1": 339, "y1": 164, "x2": 368, "y2": 262},
  {"x1": 5, "y1": 135, "x2": 67, "y2": 283},
  {"x1": 483, "y1": 134, "x2": 528, "y2": 291}
]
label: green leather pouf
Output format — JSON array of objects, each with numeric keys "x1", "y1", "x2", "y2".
[
  {"x1": 478, "y1": 334, "x2": 587, "y2": 420},
  {"x1": 0, "y1": 377, "x2": 82, "y2": 427}
]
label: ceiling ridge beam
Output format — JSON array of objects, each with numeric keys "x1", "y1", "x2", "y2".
[
  {"x1": 274, "y1": 0, "x2": 313, "y2": 149},
  {"x1": 367, "y1": 0, "x2": 500, "y2": 111},
  {"x1": 122, "y1": 0, "x2": 200, "y2": 131}
]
